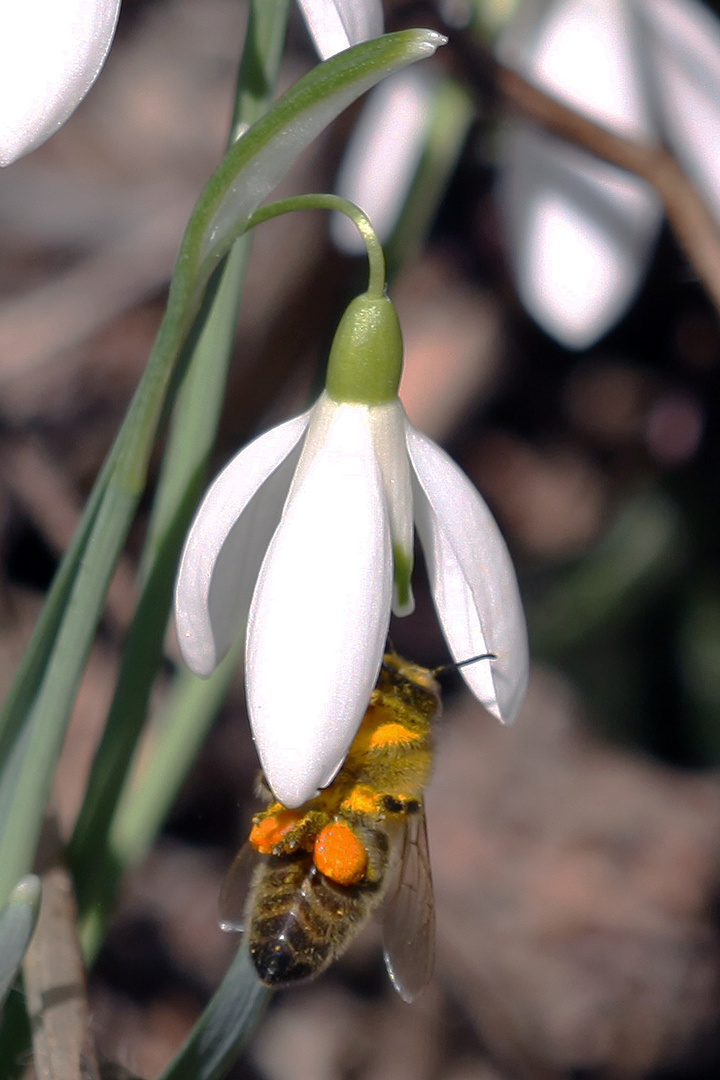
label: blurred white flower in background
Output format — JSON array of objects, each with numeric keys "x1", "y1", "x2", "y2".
[
  {"x1": 498, "y1": 0, "x2": 720, "y2": 348},
  {"x1": 296, "y1": 0, "x2": 384, "y2": 59},
  {"x1": 331, "y1": 67, "x2": 436, "y2": 254},
  {"x1": 0, "y1": 0, "x2": 121, "y2": 166}
]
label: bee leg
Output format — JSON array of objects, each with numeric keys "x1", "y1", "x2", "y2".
[
  {"x1": 356, "y1": 822, "x2": 390, "y2": 883},
  {"x1": 249, "y1": 804, "x2": 306, "y2": 854},
  {"x1": 275, "y1": 809, "x2": 330, "y2": 856}
]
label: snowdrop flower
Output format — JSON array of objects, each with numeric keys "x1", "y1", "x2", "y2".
[
  {"x1": 498, "y1": 0, "x2": 720, "y2": 348},
  {"x1": 0, "y1": 0, "x2": 121, "y2": 167},
  {"x1": 176, "y1": 289, "x2": 528, "y2": 808},
  {"x1": 296, "y1": 0, "x2": 384, "y2": 60}
]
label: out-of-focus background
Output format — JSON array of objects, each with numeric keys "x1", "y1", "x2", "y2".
[{"x1": 1, "y1": 0, "x2": 719, "y2": 1077}]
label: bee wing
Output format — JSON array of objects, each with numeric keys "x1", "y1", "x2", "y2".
[
  {"x1": 218, "y1": 841, "x2": 264, "y2": 933},
  {"x1": 381, "y1": 805, "x2": 435, "y2": 1003}
]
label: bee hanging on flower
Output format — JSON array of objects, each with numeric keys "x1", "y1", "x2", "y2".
[{"x1": 174, "y1": 198, "x2": 528, "y2": 810}]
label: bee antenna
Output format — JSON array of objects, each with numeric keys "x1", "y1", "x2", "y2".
[{"x1": 433, "y1": 653, "x2": 497, "y2": 677}]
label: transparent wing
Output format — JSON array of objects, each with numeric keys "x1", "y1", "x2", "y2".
[
  {"x1": 381, "y1": 805, "x2": 435, "y2": 1002},
  {"x1": 218, "y1": 841, "x2": 263, "y2": 933}
]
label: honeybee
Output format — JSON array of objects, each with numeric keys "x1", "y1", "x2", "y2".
[{"x1": 220, "y1": 650, "x2": 445, "y2": 1002}]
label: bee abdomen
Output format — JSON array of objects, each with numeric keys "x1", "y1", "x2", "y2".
[
  {"x1": 249, "y1": 856, "x2": 382, "y2": 989},
  {"x1": 250, "y1": 919, "x2": 327, "y2": 985}
]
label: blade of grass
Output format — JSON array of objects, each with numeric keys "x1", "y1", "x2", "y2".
[{"x1": 157, "y1": 940, "x2": 271, "y2": 1080}]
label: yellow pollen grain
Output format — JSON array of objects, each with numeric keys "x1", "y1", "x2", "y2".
[
  {"x1": 344, "y1": 786, "x2": 382, "y2": 815},
  {"x1": 369, "y1": 722, "x2": 421, "y2": 749}
]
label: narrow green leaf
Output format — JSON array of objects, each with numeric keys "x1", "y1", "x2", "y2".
[
  {"x1": 0, "y1": 486, "x2": 136, "y2": 908},
  {"x1": 78, "y1": 646, "x2": 241, "y2": 958},
  {"x1": 0, "y1": 876, "x2": 41, "y2": 1012},
  {"x1": 158, "y1": 941, "x2": 270, "y2": 1080}
]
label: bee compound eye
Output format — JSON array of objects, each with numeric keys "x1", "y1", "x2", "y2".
[{"x1": 313, "y1": 822, "x2": 368, "y2": 886}]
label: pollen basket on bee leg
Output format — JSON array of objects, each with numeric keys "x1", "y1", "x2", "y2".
[
  {"x1": 314, "y1": 822, "x2": 368, "y2": 886},
  {"x1": 250, "y1": 809, "x2": 304, "y2": 854}
]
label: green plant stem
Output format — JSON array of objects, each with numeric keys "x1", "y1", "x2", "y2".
[
  {"x1": 247, "y1": 193, "x2": 387, "y2": 295},
  {"x1": 158, "y1": 941, "x2": 271, "y2": 1080}
]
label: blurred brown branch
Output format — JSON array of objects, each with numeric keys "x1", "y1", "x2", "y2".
[{"x1": 495, "y1": 61, "x2": 720, "y2": 316}]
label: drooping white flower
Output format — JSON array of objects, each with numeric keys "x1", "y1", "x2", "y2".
[
  {"x1": 0, "y1": 0, "x2": 121, "y2": 167},
  {"x1": 296, "y1": 0, "x2": 384, "y2": 60},
  {"x1": 498, "y1": 0, "x2": 720, "y2": 348},
  {"x1": 176, "y1": 291, "x2": 528, "y2": 808}
]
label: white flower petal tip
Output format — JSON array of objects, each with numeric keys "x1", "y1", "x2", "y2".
[
  {"x1": 406, "y1": 426, "x2": 529, "y2": 726},
  {"x1": 0, "y1": 0, "x2": 121, "y2": 167},
  {"x1": 174, "y1": 413, "x2": 311, "y2": 677},
  {"x1": 500, "y1": 125, "x2": 661, "y2": 349},
  {"x1": 246, "y1": 399, "x2": 394, "y2": 807},
  {"x1": 296, "y1": 0, "x2": 385, "y2": 60}
]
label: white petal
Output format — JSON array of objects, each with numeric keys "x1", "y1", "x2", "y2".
[
  {"x1": 497, "y1": 0, "x2": 661, "y2": 346},
  {"x1": 499, "y1": 125, "x2": 661, "y2": 348},
  {"x1": 175, "y1": 412, "x2": 311, "y2": 677},
  {"x1": 639, "y1": 0, "x2": 720, "y2": 223},
  {"x1": 407, "y1": 426, "x2": 528, "y2": 725},
  {"x1": 0, "y1": 0, "x2": 120, "y2": 167},
  {"x1": 332, "y1": 67, "x2": 433, "y2": 254},
  {"x1": 296, "y1": 0, "x2": 384, "y2": 60},
  {"x1": 247, "y1": 400, "x2": 393, "y2": 808}
]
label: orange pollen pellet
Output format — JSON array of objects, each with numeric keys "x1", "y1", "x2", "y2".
[
  {"x1": 314, "y1": 822, "x2": 368, "y2": 886},
  {"x1": 249, "y1": 809, "x2": 302, "y2": 854}
]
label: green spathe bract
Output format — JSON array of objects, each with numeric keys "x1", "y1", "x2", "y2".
[{"x1": 325, "y1": 292, "x2": 404, "y2": 404}]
